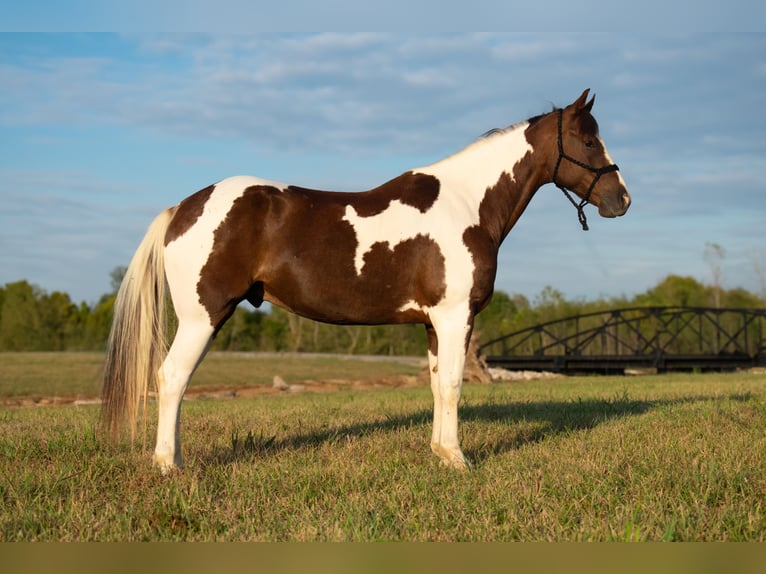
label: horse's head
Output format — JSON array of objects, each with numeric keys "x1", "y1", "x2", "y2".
[{"x1": 542, "y1": 89, "x2": 631, "y2": 228}]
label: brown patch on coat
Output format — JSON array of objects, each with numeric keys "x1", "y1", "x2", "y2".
[
  {"x1": 165, "y1": 184, "x2": 216, "y2": 245},
  {"x1": 329, "y1": 171, "x2": 440, "y2": 217},
  {"x1": 194, "y1": 184, "x2": 283, "y2": 331},
  {"x1": 462, "y1": 124, "x2": 544, "y2": 315},
  {"x1": 194, "y1": 182, "x2": 447, "y2": 332}
]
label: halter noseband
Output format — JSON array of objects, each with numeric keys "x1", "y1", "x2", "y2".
[{"x1": 552, "y1": 108, "x2": 620, "y2": 231}]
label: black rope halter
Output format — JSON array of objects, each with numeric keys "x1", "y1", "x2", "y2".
[{"x1": 552, "y1": 108, "x2": 620, "y2": 231}]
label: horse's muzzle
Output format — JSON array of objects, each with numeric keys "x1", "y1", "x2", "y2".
[{"x1": 598, "y1": 189, "x2": 631, "y2": 218}]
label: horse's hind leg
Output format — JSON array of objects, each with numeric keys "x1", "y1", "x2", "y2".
[
  {"x1": 153, "y1": 319, "x2": 214, "y2": 474},
  {"x1": 425, "y1": 326, "x2": 443, "y2": 454}
]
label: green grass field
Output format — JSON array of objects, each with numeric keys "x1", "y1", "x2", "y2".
[{"x1": 1, "y1": 352, "x2": 765, "y2": 541}]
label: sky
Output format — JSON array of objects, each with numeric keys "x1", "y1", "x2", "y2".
[{"x1": 1, "y1": 31, "x2": 765, "y2": 306}]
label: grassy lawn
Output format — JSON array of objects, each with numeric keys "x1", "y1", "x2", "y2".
[{"x1": 1, "y1": 352, "x2": 765, "y2": 541}]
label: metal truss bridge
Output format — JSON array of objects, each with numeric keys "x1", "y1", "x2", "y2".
[{"x1": 479, "y1": 306, "x2": 766, "y2": 374}]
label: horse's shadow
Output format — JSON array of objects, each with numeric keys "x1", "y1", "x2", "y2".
[{"x1": 204, "y1": 391, "x2": 752, "y2": 467}]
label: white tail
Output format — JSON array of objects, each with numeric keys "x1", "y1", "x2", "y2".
[{"x1": 101, "y1": 209, "x2": 174, "y2": 439}]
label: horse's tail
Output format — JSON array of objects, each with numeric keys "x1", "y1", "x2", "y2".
[{"x1": 101, "y1": 208, "x2": 174, "y2": 440}]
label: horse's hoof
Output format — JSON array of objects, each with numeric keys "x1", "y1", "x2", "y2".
[
  {"x1": 152, "y1": 453, "x2": 182, "y2": 475},
  {"x1": 432, "y1": 444, "x2": 471, "y2": 471},
  {"x1": 439, "y1": 456, "x2": 471, "y2": 472}
]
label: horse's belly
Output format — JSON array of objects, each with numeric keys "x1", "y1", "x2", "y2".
[{"x1": 263, "y1": 279, "x2": 432, "y2": 326}]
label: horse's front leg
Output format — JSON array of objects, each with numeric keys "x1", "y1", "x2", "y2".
[{"x1": 428, "y1": 310, "x2": 473, "y2": 471}]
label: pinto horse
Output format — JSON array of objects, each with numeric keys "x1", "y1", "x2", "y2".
[{"x1": 102, "y1": 89, "x2": 630, "y2": 472}]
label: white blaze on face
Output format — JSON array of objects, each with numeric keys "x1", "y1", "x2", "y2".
[
  {"x1": 342, "y1": 125, "x2": 533, "y2": 315},
  {"x1": 598, "y1": 135, "x2": 628, "y2": 189}
]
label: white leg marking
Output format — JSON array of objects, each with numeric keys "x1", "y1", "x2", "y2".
[
  {"x1": 153, "y1": 320, "x2": 214, "y2": 474},
  {"x1": 427, "y1": 346, "x2": 442, "y2": 450},
  {"x1": 429, "y1": 306, "x2": 473, "y2": 471}
]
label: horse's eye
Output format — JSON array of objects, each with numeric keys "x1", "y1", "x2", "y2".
[{"x1": 584, "y1": 140, "x2": 596, "y2": 149}]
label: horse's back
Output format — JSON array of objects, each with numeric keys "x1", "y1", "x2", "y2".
[{"x1": 162, "y1": 173, "x2": 455, "y2": 327}]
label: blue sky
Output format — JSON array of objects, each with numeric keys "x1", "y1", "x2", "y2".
[{"x1": 1, "y1": 32, "x2": 765, "y2": 305}]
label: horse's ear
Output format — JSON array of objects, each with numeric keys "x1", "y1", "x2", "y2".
[
  {"x1": 584, "y1": 92, "x2": 595, "y2": 113},
  {"x1": 572, "y1": 89, "x2": 595, "y2": 113}
]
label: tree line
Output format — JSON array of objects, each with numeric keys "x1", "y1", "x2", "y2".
[{"x1": 0, "y1": 269, "x2": 762, "y2": 354}]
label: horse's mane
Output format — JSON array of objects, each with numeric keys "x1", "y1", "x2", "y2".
[
  {"x1": 477, "y1": 103, "x2": 601, "y2": 143},
  {"x1": 477, "y1": 109, "x2": 554, "y2": 141}
]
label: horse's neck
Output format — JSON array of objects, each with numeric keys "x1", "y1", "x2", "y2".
[
  {"x1": 416, "y1": 122, "x2": 542, "y2": 241},
  {"x1": 418, "y1": 123, "x2": 534, "y2": 204}
]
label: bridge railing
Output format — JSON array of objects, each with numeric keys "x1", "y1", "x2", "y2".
[{"x1": 478, "y1": 306, "x2": 766, "y2": 373}]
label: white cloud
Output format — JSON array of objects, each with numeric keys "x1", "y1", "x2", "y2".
[
  {"x1": 1, "y1": 33, "x2": 765, "y2": 303},
  {"x1": 490, "y1": 36, "x2": 583, "y2": 62}
]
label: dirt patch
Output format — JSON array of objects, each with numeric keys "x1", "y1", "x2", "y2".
[
  {"x1": 1, "y1": 375, "x2": 425, "y2": 408},
  {"x1": 1, "y1": 395, "x2": 103, "y2": 408},
  {"x1": 188, "y1": 374, "x2": 423, "y2": 401},
  {"x1": 1, "y1": 368, "x2": 568, "y2": 409}
]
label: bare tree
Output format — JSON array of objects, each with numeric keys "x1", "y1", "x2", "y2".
[
  {"x1": 110, "y1": 266, "x2": 128, "y2": 294},
  {"x1": 704, "y1": 242, "x2": 725, "y2": 308},
  {"x1": 750, "y1": 248, "x2": 766, "y2": 304}
]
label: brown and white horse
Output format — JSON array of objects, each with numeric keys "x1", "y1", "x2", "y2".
[{"x1": 102, "y1": 89, "x2": 630, "y2": 472}]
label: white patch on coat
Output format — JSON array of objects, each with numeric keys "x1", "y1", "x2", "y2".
[
  {"x1": 164, "y1": 175, "x2": 286, "y2": 320},
  {"x1": 343, "y1": 124, "x2": 533, "y2": 318}
]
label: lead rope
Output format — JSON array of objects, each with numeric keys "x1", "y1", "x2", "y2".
[{"x1": 552, "y1": 109, "x2": 619, "y2": 231}]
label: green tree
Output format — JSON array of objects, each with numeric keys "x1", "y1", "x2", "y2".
[
  {"x1": 721, "y1": 287, "x2": 762, "y2": 309},
  {"x1": 211, "y1": 306, "x2": 269, "y2": 351},
  {"x1": 82, "y1": 294, "x2": 116, "y2": 350},
  {"x1": 0, "y1": 281, "x2": 44, "y2": 350},
  {"x1": 39, "y1": 290, "x2": 80, "y2": 350},
  {"x1": 634, "y1": 275, "x2": 708, "y2": 308},
  {"x1": 475, "y1": 291, "x2": 522, "y2": 342},
  {"x1": 2, "y1": 267, "x2": 764, "y2": 353}
]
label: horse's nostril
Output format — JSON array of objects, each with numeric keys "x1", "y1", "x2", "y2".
[{"x1": 622, "y1": 192, "x2": 631, "y2": 207}]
